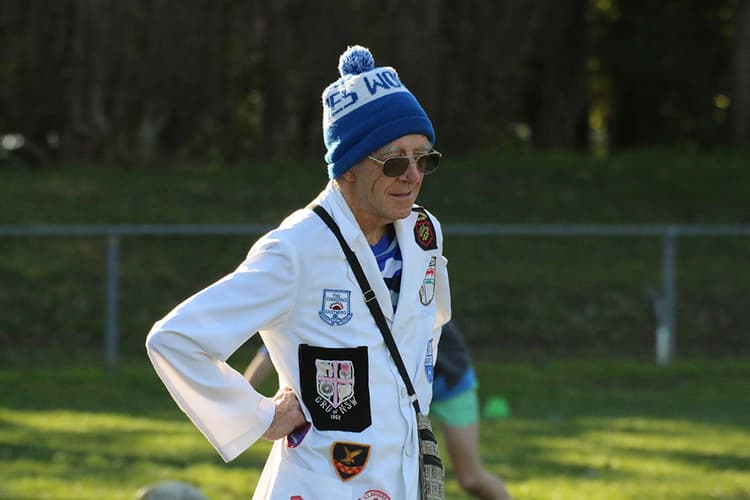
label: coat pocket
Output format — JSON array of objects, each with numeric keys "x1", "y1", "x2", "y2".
[
  {"x1": 258, "y1": 456, "x2": 352, "y2": 499},
  {"x1": 298, "y1": 344, "x2": 372, "y2": 432}
]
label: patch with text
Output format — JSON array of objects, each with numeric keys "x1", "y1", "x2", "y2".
[
  {"x1": 319, "y1": 288, "x2": 354, "y2": 326},
  {"x1": 358, "y1": 489, "x2": 391, "y2": 500},
  {"x1": 424, "y1": 339, "x2": 435, "y2": 383},
  {"x1": 299, "y1": 344, "x2": 371, "y2": 432}
]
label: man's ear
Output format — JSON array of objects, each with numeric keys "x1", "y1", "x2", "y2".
[{"x1": 341, "y1": 168, "x2": 357, "y2": 183}]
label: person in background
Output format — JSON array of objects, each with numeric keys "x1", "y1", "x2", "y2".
[
  {"x1": 245, "y1": 321, "x2": 514, "y2": 500},
  {"x1": 431, "y1": 321, "x2": 513, "y2": 500},
  {"x1": 146, "y1": 44, "x2": 450, "y2": 499}
]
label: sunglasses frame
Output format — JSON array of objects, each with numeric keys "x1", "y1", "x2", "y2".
[{"x1": 367, "y1": 150, "x2": 442, "y2": 177}]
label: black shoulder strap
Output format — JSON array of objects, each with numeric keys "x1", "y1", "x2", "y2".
[{"x1": 312, "y1": 204, "x2": 421, "y2": 413}]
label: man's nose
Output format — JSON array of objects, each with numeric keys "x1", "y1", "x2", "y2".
[{"x1": 398, "y1": 157, "x2": 422, "y2": 182}]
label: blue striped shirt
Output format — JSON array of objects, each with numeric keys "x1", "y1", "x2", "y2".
[{"x1": 370, "y1": 227, "x2": 402, "y2": 311}]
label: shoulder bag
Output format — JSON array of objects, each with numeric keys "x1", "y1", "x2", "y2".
[{"x1": 312, "y1": 205, "x2": 445, "y2": 500}]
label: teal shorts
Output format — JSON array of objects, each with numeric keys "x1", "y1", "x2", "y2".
[{"x1": 430, "y1": 383, "x2": 480, "y2": 427}]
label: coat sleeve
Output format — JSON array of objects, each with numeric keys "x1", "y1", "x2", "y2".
[{"x1": 145, "y1": 234, "x2": 298, "y2": 462}]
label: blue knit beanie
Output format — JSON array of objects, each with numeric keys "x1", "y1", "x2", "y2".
[{"x1": 322, "y1": 45, "x2": 435, "y2": 179}]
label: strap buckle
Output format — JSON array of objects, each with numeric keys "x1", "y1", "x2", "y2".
[{"x1": 363, "y1": 289, "x2": 377, "y2": 302}]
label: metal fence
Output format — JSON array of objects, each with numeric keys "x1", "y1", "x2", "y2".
[{"x1": 2, "y1": 223, "x2": 749, "y2": 370}]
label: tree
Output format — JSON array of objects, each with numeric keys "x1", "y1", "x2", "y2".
[
  {"x1": 1, "y1": 0, "x2": 746, "y2": 165},
  {"x1": 528, "y1": 0, "x2": 589, "y2": 150},
  {"x1": 732, "y1": 0, "x2": 750, "y2": 145},
  {"x1": 600, "y1": 0, "x2": 734, "y2": 148}
]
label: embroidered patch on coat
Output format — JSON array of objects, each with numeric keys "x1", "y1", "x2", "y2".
[
  {"x1": 299, "y1": 344, "x2": 372, "y2": 432},
  {"x1": 424, "y1": 339, "x2": 435, "y2": 383},
  {"x1": 413, "y1": 208, "x2": 437, "y2": 250},
  {"x1": 419, "y1": 256, "x2": 437, "y2": 305},
  {"x1": 331, "y1": 442, "x2": 371, "y2": 481},
  {"x1": 319, "y1": 289, "x2": 353, "y2": 326},
  {"x1": 358, "y1": 490, "x2": 391, "y2": 500},
  {"x1": 316, "y1": 359, "x2": 355, "y2": 410},
  {"x1": 286, "y1": 422, "x2": 311, "y2": 448}
]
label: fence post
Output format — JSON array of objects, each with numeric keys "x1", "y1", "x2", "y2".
[
  {"x1": 657, "y1": 226, "x2": 678, "y2": 365},
  {"x1": 105, "y1": 234, "x2": 120, "y2": 372}
]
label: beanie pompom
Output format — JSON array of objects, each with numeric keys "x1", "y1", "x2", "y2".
[{"x1": 338, "y1": 45, "x2": 375, "y2": 76}]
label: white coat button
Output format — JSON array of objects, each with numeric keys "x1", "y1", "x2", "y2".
[
  {"x1": 401, "y1": 388, "x2": 407, "y2": 397},
  {"x1": 405, "y1": 444, "x2": 412, "y2": 457}
]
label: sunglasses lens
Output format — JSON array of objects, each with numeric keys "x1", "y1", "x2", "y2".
[
  {"x1": 379, "y1": 151, "x2": 441, "y2": 177},
  {"x1": 382, "y1": 157, "x2": 411, "y2": 177},
  {"x1": 419, "y1": 152, "x2": 440, "y2": 174}
]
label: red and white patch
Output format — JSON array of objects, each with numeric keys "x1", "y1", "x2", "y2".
[
  {"x1": 358, "y1": 490, "x2": 391, "y2": 500},
  {"x1": 419, "y1": 256, "x2": 437, "y2": 305},
  {"x1": 413, "y1": 211, "x2": 437, "y2": 250}
]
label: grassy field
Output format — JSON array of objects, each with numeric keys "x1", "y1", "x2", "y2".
[
  {"x1": 1, "y1": 150, "x2": 749, "y2": 498},
  {"x1": 1, "y1": 357, "x2": 749, "y2": 499}
]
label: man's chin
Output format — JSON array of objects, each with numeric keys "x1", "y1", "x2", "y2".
[{"x1": 391, "y1": 206, "x2": 414, "y2": 221}]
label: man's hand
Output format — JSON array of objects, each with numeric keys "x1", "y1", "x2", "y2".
[{"x1": 262, "y1": 386, "x2": 306, "y2": 441}]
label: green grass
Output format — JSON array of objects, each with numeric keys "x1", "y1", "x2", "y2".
[
  {"x1": 1, "y1": 150, "x2": 750, "y2": 496},
  {"x1": 2, "y1": 149, "x2": 749, "y2": 225},
  {"x1": 2, "y1": 149, "x2": 750, "y2": 359},
  {"x1": 1, "y1": 358, "x2": 749, "y2": 499}
]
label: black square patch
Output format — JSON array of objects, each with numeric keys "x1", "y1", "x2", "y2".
[{"x1": 299, "y1": 344, "x2": 371, "y2": 432}]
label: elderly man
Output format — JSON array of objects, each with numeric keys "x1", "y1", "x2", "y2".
[{"x1": 146, "y1": 45, "x2": 450, "y2": 499}]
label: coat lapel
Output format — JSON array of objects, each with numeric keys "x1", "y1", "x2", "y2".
[
  {"x1": 320, "y1": 183, "x2": 396, "y2": 322},
  {"x1": 392, "y1": 209, "x2": 433, "y2": 326}
]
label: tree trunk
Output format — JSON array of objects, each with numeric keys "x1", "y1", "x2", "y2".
[
  {"x1": 258, "y1": 1, "x2": 286, "y2": 161},
  {"x1": 135, "y1": 103, "x2": 170, "y2": 165},
  {"x1": 532, "y1": 0, "x2": 588, "y2": 150},
  {"x1": 67, "y1": 0, "x2": 90, "y2": 155},
  {"x1": 65, "y1": 0, "x2": 115, "y2": 161},
  {"x1": 733, "y1": 0, "x2": 750, "y2": 146}
]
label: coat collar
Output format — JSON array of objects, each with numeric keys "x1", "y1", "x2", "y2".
[{"x1": 313, "y1": 182, "x2": 437, "y2": 322}]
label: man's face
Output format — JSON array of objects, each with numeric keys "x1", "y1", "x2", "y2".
[{"x1": 347, "y1": 134, "x2": 431, "y2": 226}]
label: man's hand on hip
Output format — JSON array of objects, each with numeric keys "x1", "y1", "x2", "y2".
[{"x1": 262, "y1": 386, "x2": 306, "y2": 441}]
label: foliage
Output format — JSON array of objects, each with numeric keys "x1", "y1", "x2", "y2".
[{"x1": 1, "y1": 1, "x2": 749, "y2": 166}]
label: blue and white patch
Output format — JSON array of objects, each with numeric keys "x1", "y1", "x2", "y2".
[
  {"x1": 319, "y1": 289, "x2": 354, "y2": 326},
  {"x1": 424, "y1": 339, "x2": 434, "y2": 383}
]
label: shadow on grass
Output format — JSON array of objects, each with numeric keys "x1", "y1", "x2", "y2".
[
  {"x1": 2, "y1": 358, "x2": 749, "y2": 499},
  {"x1": 465, "y1": 413, "x2": 750, "y2": 490},
  {"x1": 0, "y1": 413, "x2": 268, "y2": 494}
]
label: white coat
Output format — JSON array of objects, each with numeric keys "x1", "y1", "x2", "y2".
[{"x1": 146, "y1": 181, "x2": 451, "y2": 499}]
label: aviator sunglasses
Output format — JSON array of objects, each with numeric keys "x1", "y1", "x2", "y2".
[{"x1": 367, "y1": 150, "x2": 442, "y2": 177}]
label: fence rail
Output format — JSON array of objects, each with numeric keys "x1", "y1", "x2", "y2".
[{"x1": 3, "y1": 223, "x2": 749, "y2": 370}]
